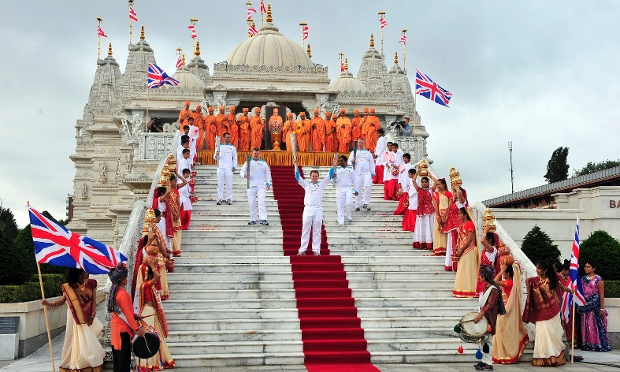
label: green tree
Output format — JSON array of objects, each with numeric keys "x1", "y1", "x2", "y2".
[
  {"x1": 0, "y1": 206, "x2": 19, "y2": 242},
  {"x1": 580, "y1": 230, "x2": 620, "y2": 280},
  {"x1": 0, "y1": 234, "x2": 32, "y2": 285},
  {"x1": 521, "y1": 225, "x2": 561, "y2": 265},
  {"x1": 544, "y1": 146, "x2": 570, "y2": 183},
  {"x1": 573, "y1": 159, "x2": 620, "y2": 177}
]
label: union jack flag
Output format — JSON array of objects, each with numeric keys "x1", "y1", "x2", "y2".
[
  {"x1": 248, "y1": 23, "x2": 259, "y2": 36},
  {"x1": 302, "y1": 25, "x2": 309, "y2": 41},
  {"x1": 399, "y1": 34, "x2": 407, "y2": 45},
  {"x1": 129, "y1": 6, "x2": 138, "y2": 22},
  {"x1": 188, "y1": 24, "x2": 197, "y2": 39},
  {"x1": 247, "y1": 7, "x2": 257, "y2": 20},
  {"x1": 29, "y1": 207, "x2": 126, "y2": 275},
  {"x1": 379, "y1": 17, "x2": 388, "y2": 29},
  {"x1": 97, "y1": 25, "x2": 107, "y2": 38},
  {"x1": 415, "y1": 69, "x2": 453, "y2": 107},
  {"x1": 560, "y1": 217, "x2": 586, "y2": 324},
  {"x1": 148, "y1": 63, "x2": 179, "y2": 88},
  {"x1": 260, "y1": 0, "x2": 266, "y2": 14}
]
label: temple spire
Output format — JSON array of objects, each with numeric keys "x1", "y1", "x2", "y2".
[
  {"x1": 306, "y1": 43, "x2": 312, "y2": 58},
  {"x1": 266, "y1": 4, "x2": 272, "y2": 23},
  {"x1": 140, "y1": 25, "x2": 145, "y2": 40},
  {"x1": 194, "y1": 41, "x2": 201, "y2": 56},
  {"x1": 108, "y1": 43, "x2": 113, "y2": 56},
  {"x1": 394, "y1": 52, "x2": 398, "y2": 65},
  {"x1": 370, "y1": 34, "x2": 375, "y2": 48}
]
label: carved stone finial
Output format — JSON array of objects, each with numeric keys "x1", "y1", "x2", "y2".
[
  {"x1": 307, "y1": 43, "x2": 311, "y2": 58},
  {"x1": 194, "y1": 41, "x2": 201, "y2": 56},
  {"x1": 140, "y1": 25, "x2": 145, "y2": 40},
  {"x1": 108, "y1": 43, "x2": 113, "y2": 56},
  {"x1": 370, "y1": 34, "x2": 375, "y2": 48},
  {"x1": 182, "y1": 53, "x2": 186, "y2": 65},
  {"x1": 394, "y1": 52, "x2": 398, "y2": 65},
  {"x1": 266, "y1": 4, "x2": 272, "y2": 23}
]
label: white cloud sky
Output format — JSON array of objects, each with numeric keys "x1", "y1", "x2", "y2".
[{"x1": 1, "y1": 0, "x2": 619, "y2": 227}]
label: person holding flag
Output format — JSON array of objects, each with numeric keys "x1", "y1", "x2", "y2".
[{"x1": 578, "y1": 261, "x2": 612, "y2": 351}]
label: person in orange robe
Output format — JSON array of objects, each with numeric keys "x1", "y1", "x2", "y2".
[
  {"x1": 268, "y1": 108, "x2": 283, "y2": 132},
  {"x1": 193, "y1": 105, "x2": 205, "y2": 151},
  {"x1": 178, "y1": 101, "x2": 192, "y2": 133},
  {"x1": 282, "y1": 113, "x2": 296, "y2": 152},
  {"x1": 250, "y1": 108, "x2": 265, "y2": 150},
  {"x1": 351, "y1": 109, "x2": 362, "y2": 144},
  {"x1": 296, "y1": 112, "x2": 311, "y2": 152},
  {"x1": 216, "y1": 106, "x2": 230, "y2": 137},
  {"x1": 238, "y1": 108, "x2": 251, "y2": 151},
  {"x1": 204, "y1": 107, "x2": 217, "y2": 150},
  {"x1": 324, "y1": 112, "x2": 337, "y2": 152},
  {"x1": 310, "y1": 109, "x2": 325, "y2": 152},
  {"x1": 227, "y1": 106, "x2": 238, "y2": 148},
  {"x1": 336, "y1": 108, "x2": 352, "y2": 153},
  {"x1": 364, "y1": 108, "x2": 381, "y2": 153}
]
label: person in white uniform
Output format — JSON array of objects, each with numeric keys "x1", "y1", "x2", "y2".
[
  {"x1": 373, "y1": 128, "x2": 387, "y2": 184},
  {"x1": 177, "y1": 148, "x2": 193, "y2": 175},
  {"x1": 214, "y1": 132, "x2": 237, "y2": 205},
  {"x1": 295, "y1": 157, "x2": 336, "y2": 256},
  {"x1": 241, "y1": 148, "x2": 272, "y2": 226},
  {"x1": 348, "y1": 138, "x2": 375, "y2": 211},
  {"x1": 333, "y1": 155, "x2": 355, "y2": 225},
  {"x1": 187, "y1": 117, "x2": 200, "y2": 164}
]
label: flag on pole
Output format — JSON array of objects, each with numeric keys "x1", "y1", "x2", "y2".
[
  {"x1": 248, "y1": 23, "x2": 259, "y2": 36},
  {"x1": 379, "y1": 17, "x2": 388, "y2": 29},
  {"x1": 29, "y1": 206, "x2": 127, "y2": 274},
  {"x1": 129, "y1": 6, "x2": 138, "y2": 21},
  {"x1": 560, "y1": 217, "x2": 586, "y2": 324},
  {"x1": 399, "y1": 34, "x2": 407, "y2": 45},
  {"x1": 415, "y1": 69, "x2": 453, "y2": 107},
  {"x1": 175, "y1": 55, "x2": 183, "y2": 69},
  {"x1": 188, "y1": 24, "x2": 197, "y2": 39},
  {"x1": 148, "y1": 63, "x2": 180, "y2": 88},
  {"x1": 98, "y1": 25, "x2": 108, "y2": 38},
  {"x1": 302, "y1": 24, "x2": 309, "y2": 41},
  {"x1": 247, "y1": 7, "x2": 257, "y2": 20},
  {"x1": 340, "y1": 60, "x2": 345, "y2": 72},
  {"x1": 260, "y1": 0, "x2": 266, "y2": 14}
]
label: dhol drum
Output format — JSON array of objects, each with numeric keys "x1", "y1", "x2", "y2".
[
  {"x1": 458, "y1": 311, "x2": 489, "y2": 343},
  {"x1": 132, "y1": 320, "x2": 161, "y2": 359}
]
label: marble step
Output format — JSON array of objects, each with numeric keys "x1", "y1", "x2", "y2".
[
  {"x1": 167, "y1": 340, "x2": 303, "y2": 355},
  {"x1": 175, "y1": 247, "x2": 431, "y2": 257},
  {"x1": 166, "y1": 329, "x2": 301, "y2": 343},
  {"x1": 167, "y1": 271, "x2": 457, "y2": 282},
  {"x1": 170, "y1": 352, "x2": 304, "y2": 368},
  {"x1": 171, "y1": 255, "x2": 444, "y2": 265},
  {"x1": 166, "y1": 318, "x2": 300, "y2": 331},
  {"x1": 171, "y1": 262, "x2": 448, "y2": 273},
  {"x1": 164, "y1": 288, "x2": 459, "y2": 300}
]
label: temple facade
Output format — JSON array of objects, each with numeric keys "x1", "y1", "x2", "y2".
[{"x1": 67, "y1": 7, "x2": 429, "y2": 245}]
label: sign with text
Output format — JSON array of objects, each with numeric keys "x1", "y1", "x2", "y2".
[{"x1": 0, "y1": 317, "x2": 19, "y2": 334}]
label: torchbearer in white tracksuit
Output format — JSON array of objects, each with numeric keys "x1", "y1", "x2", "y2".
[
  {"x1": 241, "y1": 148, "x2": 272, "y2": 226},
  {"x1": 333, "y1": 155, "x2": 355, "y2": 225},
  {"x1": 295, "y1": 157, "x2": 336, "y2": 256},
  {"x1": 348, "y1": 137, "x2": 375, "y2": 211},
  {"x1": 214, "y1": 132, "x2": 237, "y2": 205}
]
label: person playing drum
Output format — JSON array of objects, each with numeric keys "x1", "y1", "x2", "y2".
[{"x1": 473, "y1": 265, "x2": 506, "y2": 371}]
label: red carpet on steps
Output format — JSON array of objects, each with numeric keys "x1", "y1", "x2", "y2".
[{"x1": 271, "y1": 166, "x2": 380, "y2": 372}]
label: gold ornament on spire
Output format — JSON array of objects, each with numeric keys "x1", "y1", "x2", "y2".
[
  {"x1": 307, "y1": 43, "x2": 311, "y2": 58},
  {"x1": 370, "y1": 34, "x2": 375, "y2": 48},
  {"x1": 194, "y1": 41, "x2": 201, "y2": 56},
  {"x1": 483, "y1": 209, "x2": 497, "y2": 232},
  {"x1": 345, "y1": 58, "x2": 349, "y2": 71},
  {"x1": 266, "y1": 4, "x2": 272, "y2": 23},
  {"x1": 182, "y1": 53, "x2": 186, "y2": 65},
  {"x1": 449, "y1": 166, "x2": 462, "y2": 186},
  {"x1": 108, "y1": 43, "x2": 113, "y2": 56},
  {"x1": 140, "y1": 25, "x2": 145, "y2": 40},
  {"x1": 394, "y1": 52, "x2": 398, "y2": 65}
]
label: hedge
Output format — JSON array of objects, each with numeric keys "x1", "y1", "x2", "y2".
[
  {"x1": 0, "y1": 274, "x2": 64, "y2": 303},
  {"x1": 606, "y1": 280, "x2": 620, "y2": 298}
]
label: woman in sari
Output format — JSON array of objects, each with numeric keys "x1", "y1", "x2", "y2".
[
  {"x1": 430, "y1": 176, "x2": 453, "y2": 257},
  {"x1": 452, "y1": 207, "x2": 480, "y2": 298},
  {"x1": 555, "y1": 260, "x2": 580, "y2": 348},
  {"x1": 42, "y1": 268, "x2": 105, "y2": 372},
  {"x1": 578, "y1": 261, "x2": 612, "y2": 351},
  {"x1": 477, "y1": 229, "x2": 498, "y2": 296},
  {"x1": 138, "y1": 263, "x2": 176, "y2": 370},
  {"x1": 492, "y1": 262, "x2": 529, "y2": 364},
  {"x1": 523, "y1": 260, "x2": 573, "y2": 366},
  {"x1": 412, "y1": 171, "x2": 434, "y2": 250},
  {"x1": 140, "y1": 209, "x2": 171, "y2": 301}
]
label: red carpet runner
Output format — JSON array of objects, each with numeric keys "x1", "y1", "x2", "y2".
[{"x1": 271, "y1": 166, "x2": 380, "y2": 372}]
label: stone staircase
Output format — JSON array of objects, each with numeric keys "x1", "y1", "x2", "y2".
[{"x1": 162, "y1": 164, "x2": 510, "y2": 368}]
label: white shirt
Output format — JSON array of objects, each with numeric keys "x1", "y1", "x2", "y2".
[
  {"x1": 178, "y1": 182, "x2": 190, "y2": 199},
  {"x1": 177, "y1": 145, "x2": 189, "y2": 162},
  {"x1": 374, "y1": 137, "x2": 387, "y2": 164},
  {"x1": 408, "y1": 179, "x2": 419, "y2": 210},
  {"x1": 240, "y1": 159, "x2": 272, "y2": 188},
  {"x1": 177, "y1": 157, "x2": 192, "y2": 174},
  {"x1": 399, "y1": 163, "x2": 414, "y2": 188},
  {"x1": 348, "y1": 149, "x2": 375, "y2": 176},
  {"x1": 214, "y1": 143, "x2": 238, "y2": 169},
  {"x1": 333, "y1": 166, "x2": 355, "y2": 190},
  {"x1": 178, "y1": 133, "x2": 190, "y2": 147},
  {"x1": 297, "y1": 170, "x2": 331, "y2": 207},
  {"x1": 189, "y1": 125, "x2": 200, "y2": 142}
]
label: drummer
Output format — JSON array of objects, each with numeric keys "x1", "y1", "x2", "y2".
[
  {"x1": 107, "y1": 263, "x2": 145, "y2": 372},
  {"x1": 472, "y1": 265, "x2": 506, "y2": 371}
]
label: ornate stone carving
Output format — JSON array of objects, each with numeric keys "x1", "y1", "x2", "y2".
[
  {"x1": 99, "y1": 162, "x2": 107, "y2": 183},
  {"x1": 120, "y1": 112, "x2": 145, "y2": 145}
]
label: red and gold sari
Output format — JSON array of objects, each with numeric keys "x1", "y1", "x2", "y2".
[{"x1": 452, "y1": 220, "x2": 480, "y2": 298}]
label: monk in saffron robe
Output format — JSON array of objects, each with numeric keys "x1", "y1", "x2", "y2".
[
  {"x1": 351, "y1": 109, "x2": 362, "y2": 143},
  {"x1": 336, "y1": 108, "x2": 352, "y2": 152},
  {"x1": 227, "y1": 106, "x2": 238, "y2": 148},
  {"x1": 282, "y1": 113, "x2": 296, "y2": 152},
  {"x1": 250, "y1": 108, "x2": 265, "y2": 150},
  {"x1": 310, "y1": 109, "x2": 325, "y2": 152},
  {"x1": 216, "y1": 106, "x2": 230, "y2": 137},
  {"x1": 238, "y1": 108, "x2": 251, "y2": 151},
  {"x1": 204, "y1": 107, "x2": 217, "y2": 150},
  {"x1": 178, "y1": 101, "x2": 192, "y2": 133},
  {"x1": 324, "y1": 112, "x2": 337, "y2": 152},
  {"x1": 296, "y1": 112, "x2": 311, "y2": 152},
  {"x1": 193, "y1": 105, "x2": 205, "y2": 151},
  {"x1": 268, "y1": 108, "x2": 283, "y2": 132},
  {"x1": 364, "y1": 108, "x2": 380, "y2": 152}
]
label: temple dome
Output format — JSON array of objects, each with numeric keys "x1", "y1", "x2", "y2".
[
  {"x1": 329, "y1": 70, "x2": 367, "y2": 93},
  {"x1": 226, "y1": 20, "x2": 314, "y2": 68},
  {"x1": 172, "y1": 67, "x2": 205, "y2": 89}
]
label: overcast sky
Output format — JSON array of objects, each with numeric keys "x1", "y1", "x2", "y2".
[{"x1": 1, "y1": 1, "x2": 619, "y2": 228}]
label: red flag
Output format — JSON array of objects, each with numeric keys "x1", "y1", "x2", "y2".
[
  {"x1": 302, "y1": 25, "x2": 309, "y2": 41},
  {"x1": 248, "y1": 23, "x2": 259, "y2": 36},
  {"x1": 340, "y1": 61, "x2": 345, "y2": 72},
  {"x1": 98, "y1": 25, "x2": 107, "y2": 38},
  {"x1": 399, "y1": 34, "x2": 407, "y2": 45},
  {"x1": 247, "y1": 7, "x2": 257, "y2": 20},
  {"x1": 260, "y1": 0, "x2": 266, "y2": 14},
  {"x1": 176, "y1": 55, "x2": 183, "y2": 69},
  {"x1": 188, "y1": 24, "x2": 197, "y2": 39},
  {"x1": 379, "y1": 17, "x2": 388, "y2": 29},
  {"x1": 129, "y1": 6, "x2": 138, "y2": 21}
]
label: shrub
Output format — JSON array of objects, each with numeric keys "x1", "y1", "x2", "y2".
[
  {"x1": 580, "y1": 230, "x2": 620, "y2": 281},
  {"x1": 0, "y1": 235, "x2": 32, "y2": 285},
  {"x1": 521, "y1": 225, "x2": 561, "y2": 265},
  {"x1": 606, "y1": 280, "x2": 620, "y2": 298},
  {"x1": 0, "y1": 274, "x2": 64, "y2": 303}
]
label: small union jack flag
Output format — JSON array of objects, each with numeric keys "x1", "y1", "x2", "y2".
[
  {"x1": 302, "y1": 25, "x2": 309, "y2": 41},
  {"x1": 129, "y1": 6, "x2": 138, "y2": 22},
  {"x1": 399, "y1": 34, "x2": 407, "y2": 45},
  {"x1": 29, "y1": 206, "x2": 126, "y2": 274},
  {"x1": 188, "y1": 24, "x2": 197, "y2": 39},
  {"x1": 415, "y1": 69, "x2": 453, "y2": 107},
  {"x1": 98, "y1": 25, "x2": 107, "y2": 38},
  {"x1": 148, "y1": 63, "x2": 179, "y2": 88},
  {"x1": 175, "y1": 55, "x2": 183, "y2": 69},
  {"x1": 561, "y1": 217, "x2": 586, "y2": 324},
  {"x1": 247, "y1": 7, "x2": 257, "y2": 20},
  {"x1": 260, "y1": 0, "x2": 266, "y2": 14},
  {"x1": 379, "y1": 17, "x2": 388, "y2": 29},
  {"x1": 248, "y1": 23, "x2": 259, "y2": 36}
]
